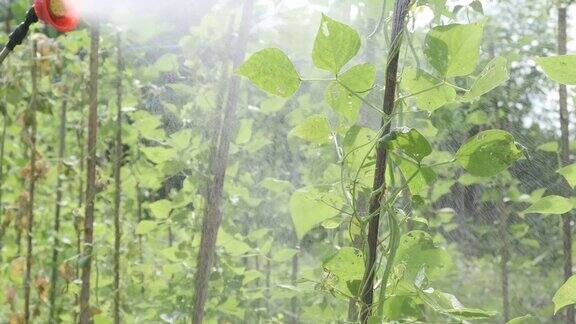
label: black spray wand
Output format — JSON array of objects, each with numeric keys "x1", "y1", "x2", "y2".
[{"x1": 0, "y1": 8, "x2": 38, "y2": 66}]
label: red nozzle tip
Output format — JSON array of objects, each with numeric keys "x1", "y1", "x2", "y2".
[{"x1": 34, "y1": 0, "x2": 79, "y2": 33}]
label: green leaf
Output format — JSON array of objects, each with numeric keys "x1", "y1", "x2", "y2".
[
  {"x1": 168, "y1": 129, "x2": 193, "y2": 150},
  {"x1": 312, "y1": 14, "x2": 361, "y2": 73},
  {"x1": 273, "y1": 248, "x2": 299, "y2": 262},
  {"x1": 237, "y1": 48, "x2": 301, "y2": 97},
  {"x1": 326, "y1": 63, "x2": 375, "y2": 122},
  {"x1": 259, "y1": 178, "x2": 295, "y2": 193},
  {"x1": 395, "y1": 230, "x2": 452, "y2": 281},
  {"x1": 217, "y1": 229, "x2": 252, "y2": 257},
  {"x1": 507, "y1": 315, "x2": 538, "y2": 324},
  {"x1": 289, "y1": 187, "x2": 342, "y2": 240},
  {"x1": 260, "y1": 96, "x2": 287, "y2": 114},
  {"x1": 394, "y1": 157, "x2": 436, "y2": 197},
  {"x1": 322, "y1": 247, "x2": 364, "y2": 297},
  {"x1": 148, "y1": 199, "x2": 173, "y2": 219},
  {"x1": 247, "y1": 228, "x2": 269, "y2": 242},
  {"x1": 537, "y1": 141, "x2": 559, "y2": 152},
  {"x1": 93, "y1": 314, "x2": 114, "y2": 324},
  {"x1": 455, "y1": 129, "x2": 523, "y2": 177},
  {"x1": 242, "y1": 270, "x2": 263, "y2": 284},
  {"x1": 558, "y1": 163, "x2": 576, "y2": 188},
  {"x1": 469, "y1": 0, "x2": 483, "y2": 14},
  {"x1": 383, "y1": 295, "x2": 420, "y2": 321},
  {"x1": 553, "y1": 275, "x2": 576, "y2": 314},
  {"x1": 461, "y1": 56, "x2": 509, "y2": 102},
  {"x1": 322, "y1": 217, "x2": 341, "y2": 229},
  {"x1": 420, "y1": 290, "x2": 497, "y2": 320},
  {"x1": 132, "y1": 111, "x2": 164, "y2": 141},
  {"x1": 427, "y1": 0, "x2": 451, "y2": 20},
  {"x1": 337, "y1": 63, "x2": 375, "y2": 92},
  {"x1": 343, "y1": 126, "x2": 377, "y2": 187},
  {"x1": 424, "y1": 22, "x2": 484, "y2": 77},
  {"x1": 153, "y1": 54, "x2": 178, "y2": 72},
  {"x1": 289, "y1": 114, "x2": 332, "y2": 144},
  {"x1": 235, "y1": 119, "x2": 253, "y2": 145},
  {"x1": 523, "y1": 195, "x2": 573, "y2": 215},
  {"x1": 218, "y1": 297, "x2": 245, "y2": 319},
  {"x1": 245, "y1": 134, "x2": 272, "y2": 154},
  {"x1": 400, "y1": 68, "x2": 456, "y2": 111},
  {"x1": 384, "y1": 127, "x2": 432, "y2": 162},
  {"x1": 465, "y1": 110, "x2": 489, "y2": 125},
  {"x1": 135, "y1": 220, "x2": 157, "y2": 235},
  {"x1": 140, "y1": 146, "x2": 177, "y2": 164},
  {"x1": 447, "y1": 308, "x2": 497, "y2": 320},
  {"x1": 535, "y1": 55, "x2": 576, "y2": 85},
  {"x1": 133, "y1": 160, "x2": 163, "y2": 190}
]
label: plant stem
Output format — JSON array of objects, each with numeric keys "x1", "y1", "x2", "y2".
[
  {"x1": 132, "y1": 135, "x2": 145, "y2": 292},
  {"x1": 291, "y1": 237, "x2": 299, "y2": 324},
  {"x1": 395, "y1": 81, "x2": 444, "y2": 102},
  {"x1": 206, "y1": 16, "x2": 233, "y2": 192},
  {"x1": 48, "y1": 87, "x2": 68, "y2": 323},
  {"x1": 359, "y1": 1, "x2": 411, "y2": 322},
  {"x1": 0, "y1": 107, "x2": 7, "y2": 261},
  {"x1": 499, "y1": 203, "x2": 510, "y2": 322},
  {"x1": 0, "y1": 0, "x2": 8, "y2": 247},
  {"x1": 76, "y1": 118, "x2": 85, "y2": 210},
  {"x1": 192, "y1": 1, "x2": 253, "y2": 322},
  {"x1": 557, "y1": 2, "x2": 574, "y2": 323},
  {"x1": 443, "y1": 81, "x2": 468, "y2": 92},
  {"x1": 79, "y1": 22, "x2": 100, "y2": 324},
  {"x1": 23, "y1": 38, "x2": 38, "y2": 324},
  {"x1": 265, "y1": 250, "x2": 272, "y2": 314},
  {"x1": 299, "y1": 77, "x2": 336, "y2": 82},
  {"x1": 113, "y1": 31, "x2": 124, "y2": 324},
  {"x1": 74, "y1": 118, "x2": 84, "y2": 322},
  {"x1": 135, "y1": 182, "x2": 144, "y2": 292},
  {"x1": 376, "y1": 207, "x2": 400, "y2": 318}
]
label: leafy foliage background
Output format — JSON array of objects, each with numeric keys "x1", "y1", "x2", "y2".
[{"x1": 0, "y1": 0, "x2": 574, "y2": 323}]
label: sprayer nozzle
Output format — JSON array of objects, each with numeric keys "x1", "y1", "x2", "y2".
[{"x1": 34, "y1": 0, "x2": 80, "y2": 33}]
